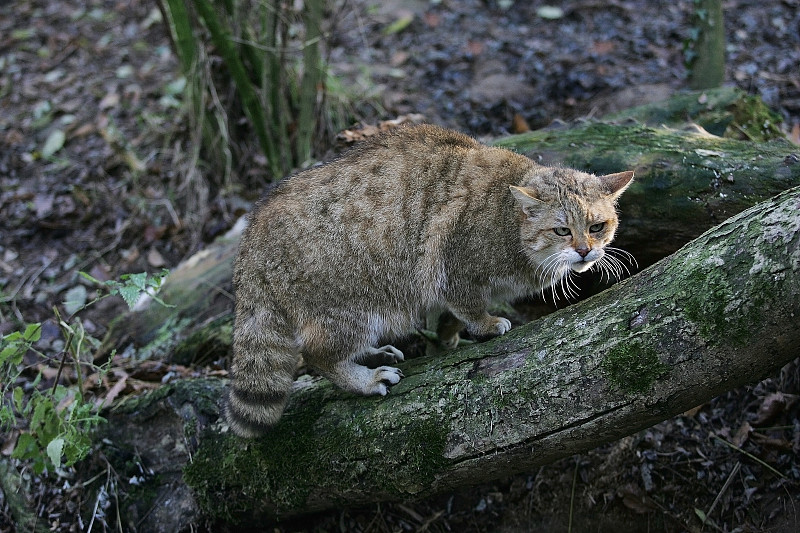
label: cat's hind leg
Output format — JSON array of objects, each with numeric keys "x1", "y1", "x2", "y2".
[
  {"x1": 436, "y1": 310, "x2": 464, "y2": 349},
  {"x1": 301, "y1": 320, "x2": 404, "y2": 396}
]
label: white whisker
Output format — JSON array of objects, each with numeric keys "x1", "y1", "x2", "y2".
[
  {"x1": 593, "y1": 247, "x2": 636, "y2": 284},
  {"x1": 606, "y1": 247, "x2": 638, "y2": 270}
]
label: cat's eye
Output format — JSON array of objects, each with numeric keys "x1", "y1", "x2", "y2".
[
  {"x1": 553, "y1": 227, "x2": 571, "y2": 236},
  {"x1": 589, "y1": 222, "x2": 606, "y2": 233}
]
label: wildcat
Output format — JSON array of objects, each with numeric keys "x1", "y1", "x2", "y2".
[{"x1": 226, "y1": 124, "x2": 633, "y2": 437}]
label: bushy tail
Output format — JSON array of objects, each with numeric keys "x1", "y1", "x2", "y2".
[{"x1": 225, "y1": 309, "x2": 299, "y2": 438}]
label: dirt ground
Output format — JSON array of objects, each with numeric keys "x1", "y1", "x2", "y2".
[{"x1": 1, "y1": 0, "x2": 799, "y2": 531}]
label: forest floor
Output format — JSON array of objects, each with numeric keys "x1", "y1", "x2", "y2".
[{"x1": 1, "y1": 0, "x2": 800, "y2": 531}]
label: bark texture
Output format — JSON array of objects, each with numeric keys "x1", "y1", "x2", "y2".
[{"x1": 102, "y1": 186, "x2": 800, "y2": 529}]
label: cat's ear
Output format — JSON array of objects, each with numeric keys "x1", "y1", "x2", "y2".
[
  {"x1": 509, "y1": 185, "x2": 544, "y2": 207},
  {"x1": 598, "y1": 171, "x2": 634, "y2": 199}
]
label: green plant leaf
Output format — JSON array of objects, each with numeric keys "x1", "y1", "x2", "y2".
[
  {"x1": 0, "y1": 344, "x2": 18, "y2": 366},
  {"x1": 11, "y1": 433, "x2": 36, "y2": 460},
  {"x1": 537, "y1": 6, "x2": 564, "y2": 19},
  {"x1": 78, "y1": 271, "x2": 103, "y2": 284},
  {"x1": 47, "y1": 437, "x2": 65, "y2": 469},
  {"x1": 125, "y1": 272, "x2": 148, "y2": 290},
  {"x1": 23, "y1": 323, "x2": 42, "y2": 343},
  {"x1": 118, "y1": 284, "x2": 142, "y2": 310},
  {"x1": 12, "y1": 386, "x2": 24, "y2": 413},
  {"x1": 694, "y1": 508, "x2": 707, "y2": 522},
  {"x1": 383, "y1": 14, "x2": 414, "y2": 35},
  {"x1": 193, "y1": 0, "x2": 272, "y2": 172}
]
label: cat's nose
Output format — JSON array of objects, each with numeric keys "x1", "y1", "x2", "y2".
[{"x1": 576, "y1": 246, "x2": 590, "y2": 258}]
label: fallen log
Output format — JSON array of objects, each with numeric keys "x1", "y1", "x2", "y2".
[{"x1": 101, "y1": 185, "x2": 800, "y2": 530}]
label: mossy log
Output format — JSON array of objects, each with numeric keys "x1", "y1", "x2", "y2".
[{"x1": 101, "y1": 186, "x2": 800, "y2": 530}]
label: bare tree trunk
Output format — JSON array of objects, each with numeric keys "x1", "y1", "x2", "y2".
[
  {"x1": 101, "y1": 186, "x2": 800, "y2": 530},
  {"x1": 687, "y1": 0, "x2": 726, "y2": 90}
]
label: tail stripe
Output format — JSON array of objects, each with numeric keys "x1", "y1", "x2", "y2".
[{"x1": 230, "y1": 386, "x2": 288, "y2": 406}]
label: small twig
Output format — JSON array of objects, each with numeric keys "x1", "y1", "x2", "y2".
[
  {"x1": 706, "y1": 461, "x2": 741, "y2": 520},
  {"x1": 0, "y1": 256, "x2": 54, "y2": 304},
  {"x1": 568, "y1": 456, "x2": 579, "y2": 533},
  {"x1": 714, "y1": 435, "x2": 785, "y2": 479},
  {"x1": 51, "y1": 348, "x2": 71, "y2": 395}
]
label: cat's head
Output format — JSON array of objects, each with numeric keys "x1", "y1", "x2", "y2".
[{"x1": 509, "y1": 168, "x2": 634, "y2": 288}]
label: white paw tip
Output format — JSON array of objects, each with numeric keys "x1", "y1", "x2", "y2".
[{"x1": 497, "y1": 317, "x2": 512, "y2": 334}]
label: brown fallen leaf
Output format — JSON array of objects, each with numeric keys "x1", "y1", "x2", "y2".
[
  {"x1": 71, "y1": 122, "x2": 96, "y2": 137},
  {"x1": 512, "y1": 113, "x2": 530, "y2": 134},
  {"x1": 618, "y1": 484, "x2": 660, "y2": 513},
  {"x1": 390, "y1": 51, "x2": 410, "y2": 67},
  {"x1": 751, "y1": 432, "x2": 794, "y2": 451},
  {"x1": 98, "y1": 90, "x2": 120, "y2": 110},
  {"x1": 423, "y1": 12, "x2": 440, "y2": 28},
  {"x1": 683, "y1": 403, "x2": 705, "y2": 417},
  {"x1": 592, "y1": 40, "x2": 616, "y2": 54},
  {"x1": 1, "y1": 429, "x2": 20, "y2": 456},
  {"x1": 99, "y1": 372, "x2": 129, "y2": 406},
  {"x1": 753, "y1": 392, "x2": 790, "y2": 425},
  {"x1": 732, "y1": 421, "x2": 752, "y2": 447}
]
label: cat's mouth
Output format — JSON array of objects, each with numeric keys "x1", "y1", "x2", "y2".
[{"x1": 570, "y1": 260, "x2": 595, "y2": 273}]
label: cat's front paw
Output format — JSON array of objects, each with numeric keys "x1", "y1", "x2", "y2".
[
  {"x1": 494, "y1": 316, "x2": 512, "y2": 335},
  {"x1": 369, "y1": 366, "x2": 404, "y2": 395},
  {"x1": 360, "y1": 345, "x2": 405, "y2": 367}
]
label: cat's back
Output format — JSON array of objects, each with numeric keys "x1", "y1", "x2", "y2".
[
  {"x1": 279, "y1": 124, "x2": 480, "y2": 194},
  {"x1": 242, "y1": 124, "x2": 536, "y2": 267},
  {"x1": 244, "y1": 125, "x2": 484, "y2": 238}
]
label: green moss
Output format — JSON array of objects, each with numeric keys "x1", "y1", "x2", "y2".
[
  {"x1": 679, "y1": 261, "x2": 753, "y2": 346},
  {"x1": 136, "y1": 315, "x2": 192, "y2": 360},
  {"x1": 389, "y1": 416, "x2": 449, "y2": 488},
  {"x1": 184, "y1": 383, "x2": 452, "y2": 521},
  {"x1": 184, "y1": 391, "x2": 328, "y2": 521},
  {"x1": 171, "y1": 315, "x2": 233, "y2": 366},
  {"x1": 726, "y1": 93, "x2": 784, "y2": 141},
  {"x1": 682, "y1": 270, "x2": 731, "y2": 341},
  {"x1": 602, "y1": 341, "x2": 668, "y2": 394}
]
